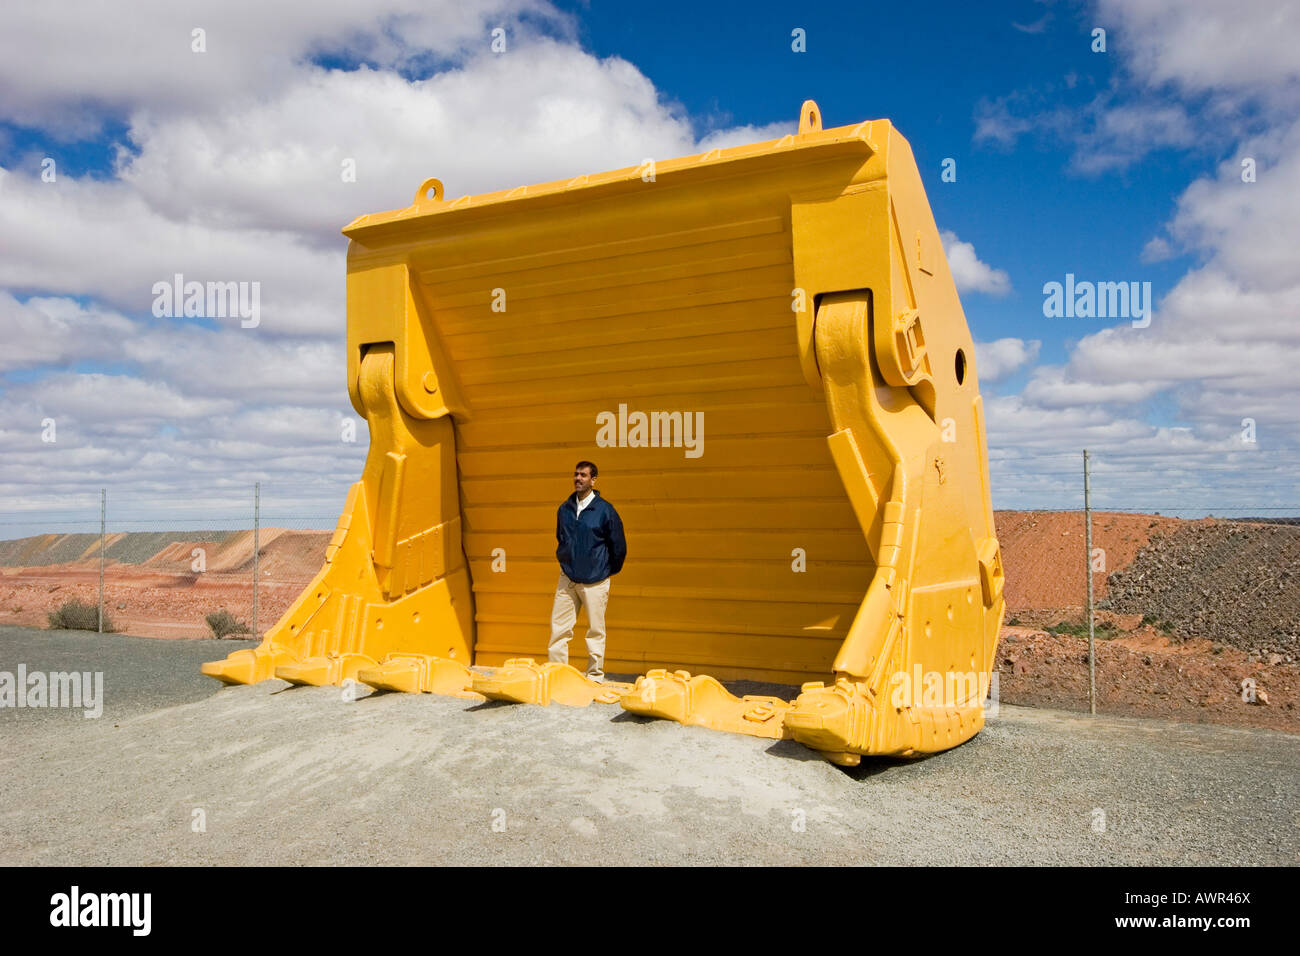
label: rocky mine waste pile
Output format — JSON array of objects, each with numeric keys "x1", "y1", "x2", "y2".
[{"x1": 1104, "y1": 521, "x2": 1299, "y2": 663}]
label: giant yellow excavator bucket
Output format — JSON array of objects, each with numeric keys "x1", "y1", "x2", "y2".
[{"x1": 203, "y1": 101, "x2": 1006, "y2": 765}]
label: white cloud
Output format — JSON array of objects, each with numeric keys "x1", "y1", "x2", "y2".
[
  {"x1": 0, "y1": 1, "x2": 573, "y2": 134},
  {"x1": 119, "y1": 326, "x2": 345, "y2": 407},
  {"x1": 975, "y1": 1, "x2": 1300, "y2": 176},
  {"x1": 0, "y1": 3, "x2": 810, "y2": 523},
  {"x1": 696, "y1": 121, "x2": 796, "y2": 151},
  {"x1": 1166, "y1": 139, "x2": 1300, "y2": 292},
  {"x1": 941, "y1": 230, "x2": 1012, "y2": 296},
  {"x1": 975, "y1": 0, "x2": 1300, "y2": 510},
  {"x1": 1140, "y1": 236, "x2": 1174, "y2": 263},
  {"x1": 972, "y1": 94, "x2": 1041, "y2": 149},
  {"x1": 1097, "y1": 0, "x2": 1300, "y2": 102},
  {"x1": 117, "y1": 44, "x2": 699, "y2": 241},
  {"x1": 973, "y1": 89, "x2": 1196, "y2": 175},
  {"x1": 0, "y1": 169, "x2": 342, "y2": 336},
  {"x1": 1012, "y1": 11, "x2": 1052, "y2": 36},
  {"x1": 1069, "y1": 101, "x2": 1196, "y2": 174},
  {"x1": 1020, "y1": 365, "x2": 1165, "y2": 409},
  {"x1": 0, "y1": 294, "x2": 136, "y2": 372},
  {"x1": 974, "y1": 338, "x2": 1041, "y2": 384},
  {"x1": 1020, "y1": 97, "x2": 1300, "y2": 428},
  {"x1": 15, "y1": 372, "x2": 235, "y2": 426},
  {"x1": 0, "y1": 39, "x2": 712, "y2": 332}
]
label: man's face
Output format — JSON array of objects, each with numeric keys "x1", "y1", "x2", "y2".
[{"x1": 573, "y1": 466, "x2": 594, "y2": 496}]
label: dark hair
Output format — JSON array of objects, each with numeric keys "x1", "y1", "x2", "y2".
[{"x1": 575, "y1": 460, "x2": 598, "y2": 478}]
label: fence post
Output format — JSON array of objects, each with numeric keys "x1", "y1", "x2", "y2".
[
  {"x1": 98, "y1": 488, "x2": 106, "y2": 633},
  {"x1": 253, "y1": 481, "x2": 260, "y2": 638},
  {"x1": 1084, "y1": 450, "x2": 1096, "y2": 715}
]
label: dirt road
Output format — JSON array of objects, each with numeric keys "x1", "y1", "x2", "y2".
[{"x1": 1, "y1": 626, "x2": 1295, "y2": 865}]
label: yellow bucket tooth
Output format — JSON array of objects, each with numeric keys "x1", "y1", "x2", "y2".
[
  {"x1": 619, "y1": 670, "x2": 688, "y2": 722},
  {"x1": 200, "y1": 99, "x2": 1006, "y2": 763},
  {"x1": 356, "y1": 653, "x2": 482, "y2": 698},
  {"x1": 470, "y1": 658, "x2": 546, "y2": 704},
  {"x1": 471, "y1": 659, "x2": 631, "y2": 707},
  {"x1": 620, "y1": 670, "x2": 793, "y2": 740},
  {"x1": 200, "y1": 646, "x2": 296, "y2": 685},
  {"x1": 784, "y1": 678, "x2": 987, "y2": 758},
  {"x1": 784, "y1": 679, "x2": 875, "y2": 754},
  {"x1": 275, "y1": 653, "x2": 377, "y2": 687},
  {"x1": 823, "y1": 752, "x2": 863, "y2": 768},
  {"x1": 356, "y1": 658, "x2": 422, "y2": 694}
]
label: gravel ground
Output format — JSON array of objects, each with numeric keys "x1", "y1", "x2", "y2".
[
  {"x1": 1, "y1": 626, "x2": 1296, "y2": 865},
  {"x1": 0, "y1": 627, "x2": 256, "y2": 724}
]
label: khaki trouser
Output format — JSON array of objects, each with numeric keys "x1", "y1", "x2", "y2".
[{"x1": 548, "y1": 572, "x2": 610, "y2": 681}]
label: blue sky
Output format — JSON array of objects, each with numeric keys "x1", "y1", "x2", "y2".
[
  {"x1": 561, "y1": 0, "x2": 1197, "y2": 353},
  {"x1": 1, "y1": 0, "x2": 1298, "y2": 538}
]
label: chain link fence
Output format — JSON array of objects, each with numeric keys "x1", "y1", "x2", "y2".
[
  {"x1": 2, "y1": 456, "x2": 1297, "y2": 723},
  {"x1": 988, "y1": 450, "x2": 1300, "y2": 725},
  {"x1": 0, "y1": 485, "x2": 339, "y2": 641}
]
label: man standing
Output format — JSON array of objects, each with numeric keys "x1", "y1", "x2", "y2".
[{"x1": 550, "y1": 460, "x2": 626, "y2": 682}]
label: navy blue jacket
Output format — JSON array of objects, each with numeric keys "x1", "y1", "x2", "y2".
[{"x1": 556, "y1": 490, "x2": 626, "y2": 584}]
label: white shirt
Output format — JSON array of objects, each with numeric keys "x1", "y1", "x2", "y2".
[{"x1": 575, "y1": 490, "x2": 595, "y2": 517}]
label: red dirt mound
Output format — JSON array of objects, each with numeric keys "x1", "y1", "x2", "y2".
[{"x1": 994, "y1": 511, "x2": 1183, "y2": 610}]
